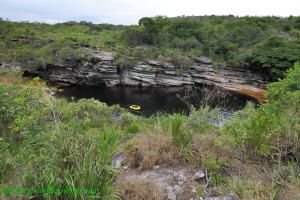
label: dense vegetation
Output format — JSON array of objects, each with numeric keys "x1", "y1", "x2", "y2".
[
  {"x1": 1, "y1": 16, "x2": 300, "y2": 79},
  {"x1": 0, "y1": 68, "x2": 141, "y2": 199},
  {"x1": 0, "y1": 62, "x2": 300, "y2": 199},
  {"x1": 0, "y1": 15, "x2": 300, "y2": 199}
]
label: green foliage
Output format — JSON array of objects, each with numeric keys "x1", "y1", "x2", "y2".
[
  {"x1": 0, "y1": 16, "x2": 299, "y2": 78},
  {"x1": 159, "y1": 114, "x2": 192, "y2": 150},
  {"x1": 169, "y1": 114, "x2": 190, "y2": 149},
  {"x1": 121, "y1": 26, "x2": 151, "y2": 46},
  {"x1": 226, "y1": 162, "x2": 300, "y2": 200},
  {"x1": 267, "y1": 62, "x2": 300, "y2": 102},
  {"x1": 269, "y1": 162, "x2": 300, "y2": 187},
  {"x1": 58, "y1": 47, "x2": 86, "y2": 64},
  {"x1": 186, "y1": 106, "x2": 218, "y2": 134},
  {"x1": 1, "y1": 16, "x2": 300, "y2": 198},
  {"x1": 172, "y1": 56, "x2": 192, "y2": 73},
  {"x1": 223, "y1": 103, "x2": 282, "y2": 158},
  {"x1": 226, "y1": 176, "x2": 268, "y2": 199},
  {"x1": 0, "y1": 77, "x2": 139, "y2": 199},
  {"x1": 173, "y1": 36, "x2": 200, "y2": 51},
  {"x1": 132, "y1": 47, "x2": 153, "y2": 61},
  {"x1": 202, "y1": 154, "x2": 227, "y2": 186},
  {"x1": 102, "y1": 34, "x2": 117, "y2": 48},
  {"x1": 223, "y1": 63, "x2": 300, "y2": 161},
  {"x1": 114, "y1": 53, "x2": 134, "y2": 69},
  {"x1": 251, "y1": 37, "x2": 300, "y2": 79}
]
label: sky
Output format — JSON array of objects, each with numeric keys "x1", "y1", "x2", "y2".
[{"x1": 0, "y1": 0, "x2": 299, "y2": 25}]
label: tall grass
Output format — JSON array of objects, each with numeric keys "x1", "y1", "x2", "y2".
[
  {"x1": 0, "y1": 76, "x2": 131, "y2": 199},
  {"x1": 222, "y1": 63, "x2": 300, "y2": 162},
  {"x1": 159, "y1": 114, "x2": 192, "y2": 150}
]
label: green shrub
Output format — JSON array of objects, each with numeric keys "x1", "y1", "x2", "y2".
[
  {"x1": 114, "y1": 53, "x2": 134, "y2": 70},
  {"x1": 160, "y1": 114, "x2": 192, "y2": 150},
  {"x1": 267, "y1": 63, "x2": 300, "y2": 102},
  {"x1": 173, "y1": 36, "x2": 200, "y2": 51},
  {"x1": 1, "y1": 16, "x2": 300, "y2": 78},
  {"x1": 223, "y1": 63, "x2": 300, "y2": 162},
  {"x1": 132, "y1": 48, "x2": 152, "y2": 61},
  {"x1": 222, "y1": 103, "x2": 281, "y2": 158},
  {"x1": 202, "y1": 154, "x2": 227, "y2": 186},
  {"x1": 170, "y1": 55, "x2": 192, "y2": 70},
  {"x1": 251, "y1": 37, "x2": 300, "y2": 79},
  {"x1": 58, "y1": 47, "x2": 86, "y2": 64},
  {"x1": 186, "y1": 106, "x2": 218, "y2": 134},
  {"x1": 15, "y1": 47, "x2": 37, "y2": 62},
  {"x1": 103, "y1": 35, "x2": 116, "y2": 48},
  {"x1": 226, "y1": 176, "x2": 269, "y2": 199},
  {"x1": 0, "y1": 80, "x2": 122, "y2": 199}
]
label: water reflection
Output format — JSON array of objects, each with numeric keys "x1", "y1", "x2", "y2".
[{"x1": 57, "y1": 85, "x2": 255, "y2": 118}]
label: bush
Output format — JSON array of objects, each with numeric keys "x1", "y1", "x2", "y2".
[
  {"x1": 267, "y1": 62, "x2": 300, "y2": 102},
  {"x1": 15, "y1": 47, "x2": 37, "y2": 62},
  {"x1": 226, "y1": 176, "x2": 269, "y2": 199},
  {"x1": 173, "y1": 36, "x2": 200, "y2": 51},
  {"x1": 115, "y1": 56, "x2": 134, "y2": 70},
  {"x1": 222, "y1": 103, "x2": 282, "y2": 158},
  {"x1": 202, "y1": 154, "x2": 227, "y2": 186},
  {"x1": 132, "y1": 48, "x2": 152, "y2": 61},
  {"x1": 222, "y1": 63, "x2": 300, "y2": 162},
  {"x1": 58, "y1": 47, "x2": 86, "y2": 64},
  {"x1": 103, "y1": 35, "x2": 116, "y2": 48},
  {"x1": 160, "y1": 114, "x2": 192, "y2": 150},
  {"x1": 186, "y1": 106, "x2": 218, "y2": 134},
  {"x1": 0, "y1": 80, "x2": 122, "y2": 199},
  {"x1": 121, "y1": 27, "x2": 151, "y2": 46},
  {"x1": 251, "y1": 37, "x2": 300, "y2": 79},
  {"x1": 163, "y1": 50, "x2": 192, "y2": 74}
]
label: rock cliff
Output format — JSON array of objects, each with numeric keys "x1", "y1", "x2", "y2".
[{"x1": 24, "y1": 50, "x2": 268, "y2": 102}]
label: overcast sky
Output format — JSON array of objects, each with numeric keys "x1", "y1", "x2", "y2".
[{"x1": 0, "y1": 0, "x2": 299, "y2": 25}]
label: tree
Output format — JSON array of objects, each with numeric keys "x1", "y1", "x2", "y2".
[{"x1": 251, "y1": 36, "x2": 300, "y2": 79}]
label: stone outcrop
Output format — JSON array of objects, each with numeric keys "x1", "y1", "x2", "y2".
[
  {"x1": 117, "y1": 166, "x2": 211, "y2": 200},
  {"x1": 24, "y1": 50, "x2": 268, "y2": 102}
]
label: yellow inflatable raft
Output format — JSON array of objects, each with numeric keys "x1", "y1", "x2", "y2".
[{"x1": 129, "y1": 105, "x2": 141, "y2": 111}]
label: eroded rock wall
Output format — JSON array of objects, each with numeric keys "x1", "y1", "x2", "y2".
[{"x1": 24, "y1": 50, "x2": 267, "y2": 101}]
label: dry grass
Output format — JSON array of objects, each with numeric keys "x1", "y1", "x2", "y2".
[
  {"x1": 217, "y1": 162, "x2": 300, "y2": 200},
  {"x1": 126, "y1": 132, "x2": 231, "y2": 170},
  {"x1": 117, "y1": 179, "x2": 162, "y2": 200},
  {"x1": 126, "y1": 134, "x2": 183, "y2": 170},
  {"x1": 186, "y1": 134, "x2": 231, "y2": 167},
  {"x1": 281, "y1": 180, "x2": 300, "y2": 200},
  {"x1": 0, "y1": 67, "x2": 24, "y2": 85},
  {"x1": 222, "y1": 175, "x2": 274, "y2": 200}
]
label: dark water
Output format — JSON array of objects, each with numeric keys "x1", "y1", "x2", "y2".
[{"x1": 57, "y1": 85, "x2": 255, "y2": 117}]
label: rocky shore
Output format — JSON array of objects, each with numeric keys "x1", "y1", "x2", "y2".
[{"x1": 22, "y1": 50, "x2": 268, "y2": 102}]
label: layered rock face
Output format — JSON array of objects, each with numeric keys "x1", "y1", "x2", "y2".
[
  {"x1": 25, "y1": 50, "x2": 267, "y2": 102},
  {"x1": 121, "y1": 61, "x2": 194, "y2": 87},
  {"x1": 33, "y1": 50, "x2": 120, "y2": 87}
]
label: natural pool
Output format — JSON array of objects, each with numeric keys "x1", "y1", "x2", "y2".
[{"x1": 57, "y1": 84, "x2": 255, "y2": 118}]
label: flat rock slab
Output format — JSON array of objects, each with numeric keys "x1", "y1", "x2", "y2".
[
  {"x1": 89, "y1": 50, "x2": 114, "y2": 61},
  {"x1": 117, "y1": 167, "x2": 207, "y2": 200}
]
